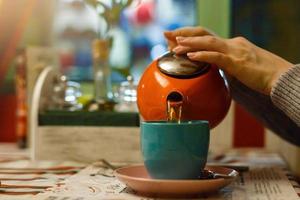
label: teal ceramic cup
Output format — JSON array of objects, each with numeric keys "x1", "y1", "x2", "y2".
[{"x1": 141, "y1": 120, "x2": 209, "y2": 179}]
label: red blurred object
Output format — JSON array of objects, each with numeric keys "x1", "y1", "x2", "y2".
[
  {"x1": 0, "y1": 95, "x2": 17, "y2": 142},
  {"x1": 135, "y1": 1, "x2": 154, "y2": 25},
  {"x1": 233, "y1": 104, "x2": 265, "y2": 147},
  {"x1": 137, "y1": 54, "x2": 231, "y2": 128},
  {"x1": 60, "y1": 52, "x2": 75, "y2": 69}
]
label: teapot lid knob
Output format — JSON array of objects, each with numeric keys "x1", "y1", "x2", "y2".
[{"x1": 157, "y1": 52, "x2": 210, "y2": 78}]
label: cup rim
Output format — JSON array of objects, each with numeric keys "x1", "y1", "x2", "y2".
[{"x1": 141, "y1": 120, "x2": 209, "y2": 126}]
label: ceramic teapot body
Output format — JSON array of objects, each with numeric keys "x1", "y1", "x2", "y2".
[{"x1": 137, "y1": 52, "x2": 231, "y2": 128}]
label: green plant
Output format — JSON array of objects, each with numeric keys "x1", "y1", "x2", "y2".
[{"x1": 85, "y1": 0, "x2": 133, "y2": 37}]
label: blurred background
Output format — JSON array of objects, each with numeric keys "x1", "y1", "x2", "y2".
[
  {"x1": 0, "y1": 0, "x2": 300, "y2": 166},
  {"x1": 0, "y1": 0, "x2": 198, "y2": 143}
]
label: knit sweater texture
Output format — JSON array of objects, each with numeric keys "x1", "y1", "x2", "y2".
[
  {"x1": 228, "y1": 69, "x2": 300, "y2": 146},
  {"x1": 271, "y1": 65, "x2": 300, "y2": 126}
]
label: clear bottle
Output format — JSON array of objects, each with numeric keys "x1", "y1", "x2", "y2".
[
  {"x1": 92, "y1": 38, "x2": 112, "y2": 104},
  {"x1": 114, "y1": 75, "x2": 138, "y2": 112},
  {"x1": 15, "y1": 49, "x2": 27, "y2": 148}
]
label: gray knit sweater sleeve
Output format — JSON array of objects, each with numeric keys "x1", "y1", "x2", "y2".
[
  {"x1": 271, "y1": 65, "x2": 300, "y2": 126},
  {"x1": 228, "y1": 75, "x2": 300, "y2": 146}
]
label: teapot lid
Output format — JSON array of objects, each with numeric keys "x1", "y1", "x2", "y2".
[{"x1": 157, "y1": 52, "x2": 210, "y2": 78}]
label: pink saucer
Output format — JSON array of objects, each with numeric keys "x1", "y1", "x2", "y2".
[{"x1": 115, "y1": 164, "x2": 238, "y2": 197}]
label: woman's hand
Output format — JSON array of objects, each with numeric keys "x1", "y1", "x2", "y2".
[
  {"x1": 164, "y1": 27, "x2": 293, "y2": 95},
  {"x1": 164, "y1": 27, "x2": 216, "y2": 50}
]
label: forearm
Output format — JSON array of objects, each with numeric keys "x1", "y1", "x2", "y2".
[{"x1": 228, "y1": 77, "x2": 300, "y2": 146}]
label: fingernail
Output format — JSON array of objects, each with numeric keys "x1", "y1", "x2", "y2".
[
  {"x1": 173, "y1": 46, "x2": 181, "y2": 52},
  {"x1": 187, "y1": 52, "x2": 195, "y2": 58},
  {"x1": 176, "y1": 36, "x2": 184, "y2": 42}
]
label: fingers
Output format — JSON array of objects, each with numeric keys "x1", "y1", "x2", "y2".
[
  {"x1": 166, "y1": 39, "x2": 177, "y2": 51},
  {"x1": 176, "y1": 36, "x2": 228, "y2": 53},
  {"x1": 187, "y1": 51, "x2": 232, "y2": 73},
  {"x1": 173, "y1": 45, "x2": 195, "y2": 54},
  {"x1": 164, "y1": 27, "x2": 214, "y2": 51},
  {"x1": 164, "y1": 26, "x2": 214, "y2": 40}
]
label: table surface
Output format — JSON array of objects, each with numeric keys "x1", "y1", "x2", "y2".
[{"x1": 0, "y1": 143, "x2": 299, "y2": 199}]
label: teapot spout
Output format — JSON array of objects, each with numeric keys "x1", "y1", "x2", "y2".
[{"x1": 166, "y1": 91, "x2": 183, "y2": 122}]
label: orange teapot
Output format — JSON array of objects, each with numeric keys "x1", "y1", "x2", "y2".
[{"x1": 137, "y1": 52, "x2": 231, "y2": 128}]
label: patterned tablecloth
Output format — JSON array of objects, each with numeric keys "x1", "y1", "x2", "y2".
[{"x1": 0, "y1": 146, "x2": 299, "y2": 200}]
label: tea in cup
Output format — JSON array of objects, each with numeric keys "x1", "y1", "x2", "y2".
[{"x1": 141, "y1": 120, "x2": 209, "y2": 179}]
